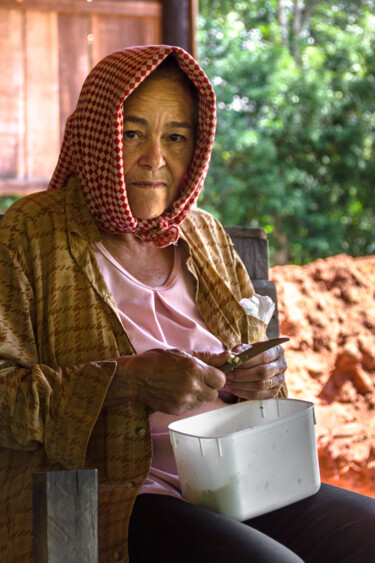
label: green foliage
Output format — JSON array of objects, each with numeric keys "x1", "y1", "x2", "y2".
[
  {"x1": 0, "y1": 196, "x2": 20, "y2": 215},
  {"x1": 197, "y1": 1, "x2": 375, "y2": 265}
]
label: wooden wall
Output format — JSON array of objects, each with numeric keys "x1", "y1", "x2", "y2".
[{"x1": 0, "y1": 0, "x2": 162, "y2": 195}]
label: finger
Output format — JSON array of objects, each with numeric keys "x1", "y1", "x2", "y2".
[
  {"x1": 227, "y1": 371, "x2": 286, "y2": 394},
  {"x1": 202, "y1": 366, "x2": 226, "y2": 391},
  {"x1": 182, "y1": 380, "x2": 221, "y2": 411},
  {"x1": 264, "y1": 372, "x2": 286, "y2": 391},
  {"x1": 187, "y1": 351, "x2": 228, "y2": 390},
  {"x1": 186, "y1": 395, "x2": 205, "y2": 411},
  {"x1": 194, "y1": 383, "x2": 220, "y2": 403},
  {"x1": 230, "y1": 345, "x2": 286, "y2": 369},
  {"x1": 228, "y1": 373, "x2": 286, "y2": 400},
  {"x1": 232, "y1": 387, "x2": 282, "y2": 401},
  {"x1": 189, "y1": 349, "x2": 232, "y2": 368},
  {"x1": 226, "y1": 357, "x2": 287, "y2": 383}
]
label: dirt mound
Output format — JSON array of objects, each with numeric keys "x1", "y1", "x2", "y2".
[{"x1": 271, "y1": 254, "x2": 375, "y2": 498}]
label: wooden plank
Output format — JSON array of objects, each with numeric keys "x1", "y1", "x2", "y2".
[
  {"x1": 225, "y1": 226, "x2": 269, "y2": 280},
  {"x1": 142, "y1": 12, "x2": 162, "y2": 45},
  {"x1": 33, "y1": 470, "x2": 98, "y2": 563},
  {"x1": 25, "y1": 10, "x2": 60, "y2": 178},
  {"x1": 189, "y1": 0, "x2": 198, "y2": 58},
  {"x1": 234, "y1": 236, "x2": 269, "y2": 279},
  {"x1": 224, "y1": 226, "x2": 280, "y2": 338},
  {"x1": 252, "y1": 279, "x2": 280, "y2": 339},
  {"x1": 92, "y1": 14, "x2": 161, "y2": 64},
  {"x1": 58, "y1": 13, "x2": 90, "y2": 143},
  {"x1": 225, "y1": 226, "x2": 267, "y2": 240},
  {"x1": 0, "y1": 8, "x2": 24, "y2": 179},
  {"x1": 0, "y1": 0, "x2": 162, "y2": 17}
]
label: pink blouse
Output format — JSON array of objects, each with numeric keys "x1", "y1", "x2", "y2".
[{"x1": 93, "y1": 242, "x2": 228, "y2": 498}]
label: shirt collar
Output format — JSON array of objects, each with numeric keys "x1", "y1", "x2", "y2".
[{"x1": 65, "y1": 175, "x2": 102, "y2": 242}]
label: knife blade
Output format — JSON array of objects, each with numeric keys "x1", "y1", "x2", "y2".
[{"x1": 220, "y1": 336, "x2": 290, "y2": 373}]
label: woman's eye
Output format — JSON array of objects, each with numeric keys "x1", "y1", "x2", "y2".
[
  {"x1": 169, "y1": 134, "x2": 185, "y2": 142},
  {"x1": 123, "y1": 130, "x2": 138, "y2": 140}
]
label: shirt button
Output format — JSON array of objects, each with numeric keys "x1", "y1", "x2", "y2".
[
  {"x1": 125, "y1": 481, "x2": 137, "y2": 489},
  {"x1": 135, "y1": 426, "x2": 146, "y2": 437}
]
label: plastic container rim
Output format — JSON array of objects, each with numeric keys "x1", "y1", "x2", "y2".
[{"x1": 168, "y1": 397, "x2": 316, "y2": 441}]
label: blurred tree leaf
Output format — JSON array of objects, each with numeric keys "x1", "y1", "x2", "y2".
[
  {"x1": 0, "y1": 196, "x2": 20, "y2": 215},
  {"x1": 198, "y1": 0, "x2": 375, "y2": 264}
]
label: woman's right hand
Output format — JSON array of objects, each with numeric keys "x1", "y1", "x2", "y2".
[{"x1": 104, "y1": 348, "x2": 229, "y2": 414}]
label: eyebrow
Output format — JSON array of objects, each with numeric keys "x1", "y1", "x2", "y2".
[{"x1": 123, "y1": 115, "x2": 193, "y2": 129}]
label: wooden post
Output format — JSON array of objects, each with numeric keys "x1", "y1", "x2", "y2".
[
  {"x1": 33, "y1": 470, "x2": 98, "y2": 563},
  {"x1": 162, "y1": 0, "x2": 197, "y2": 56}
]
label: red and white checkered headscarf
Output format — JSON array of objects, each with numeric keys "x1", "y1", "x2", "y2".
[{"x1": 49, "y1": 45, "x2": 216, "y2": 247}]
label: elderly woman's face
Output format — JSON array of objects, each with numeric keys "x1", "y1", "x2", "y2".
[{"x1": 122, "y1": 74, "x2": 196, "y2": 220}]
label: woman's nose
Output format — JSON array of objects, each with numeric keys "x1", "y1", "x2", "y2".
[{"x1": 139, "y1": 138, "x2": 165, "y2": 170}]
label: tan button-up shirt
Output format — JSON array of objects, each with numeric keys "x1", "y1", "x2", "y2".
[{"x1": 0, "y1": 177, "x2": 269, "y2": 562}]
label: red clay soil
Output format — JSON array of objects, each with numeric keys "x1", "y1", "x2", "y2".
[{"x1": 271, "y1": 254, "x2": 375, "y2": 498}]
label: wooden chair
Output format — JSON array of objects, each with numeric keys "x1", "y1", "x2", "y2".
[
  {"x1": 224, "y1": 226, "x2": 279, "y2": 339},
  {"x1": 0, "y1": 214, "x2": 278, "y2": 560}
]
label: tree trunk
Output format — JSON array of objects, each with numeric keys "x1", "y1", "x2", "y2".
[
  {"x1": 292, "y1": 0, "x2": 304, "y2": 63},
  {"x1": 276, "y1": 0, "x2": 289, "y2": 48},
  {"x1": 277, "y1": 0, "x2": 318, "y2": 64}
]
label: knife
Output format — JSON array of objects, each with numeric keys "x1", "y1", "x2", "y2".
[{"x1": 220, "y1": 337, "x2": 290, "y2": 373}]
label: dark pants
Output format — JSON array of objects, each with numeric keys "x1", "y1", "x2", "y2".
[{"x1": 128, "y1": 484, "x2": 375, "y2": 562}]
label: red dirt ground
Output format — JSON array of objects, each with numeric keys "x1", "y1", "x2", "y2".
[{"x1": 271, "y1": 254, "x2": 375, "y2": 498}]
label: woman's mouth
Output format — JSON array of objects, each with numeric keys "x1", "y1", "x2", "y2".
[{"x1": 130, "y1": 181, "x2": 166, "y2": 189}]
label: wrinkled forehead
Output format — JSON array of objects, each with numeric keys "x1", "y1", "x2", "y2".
[
  {"x1": 77, "y1": 47, "x2": 213, "y2": 126},
  {"x1": 123, "y1": 67, "x2": 199, "y2": 129},
  {"x1": 149, "y1": 55, "x2": 198, "y2": 94}
]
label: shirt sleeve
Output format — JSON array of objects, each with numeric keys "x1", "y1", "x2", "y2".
[{"x1": 0, "y1": 242, "x2": 117, "y2": 469}]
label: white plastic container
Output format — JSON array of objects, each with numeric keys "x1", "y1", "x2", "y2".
[{"x1": 168, "y1": 398, "x2": 320, "y2": 521}]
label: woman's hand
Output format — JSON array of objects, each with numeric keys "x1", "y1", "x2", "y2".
[
  {"x1": 105, "y1": 348, "x2": 230, "y2": 414},
  {"x1": 224, "y1": 344, "x2": 287, "y2": 400}
]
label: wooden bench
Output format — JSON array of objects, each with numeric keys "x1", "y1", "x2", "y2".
[{"x1": 0, "y1": 216, "x2": 278, "y2": 561}]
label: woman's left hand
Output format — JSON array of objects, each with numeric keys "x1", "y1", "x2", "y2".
[{"x1": 224, "y1": 344, "x2": 287, "y2": 400}]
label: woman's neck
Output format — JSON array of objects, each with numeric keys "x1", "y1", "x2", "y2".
[{"x1": 100, "y1": 232, "x2": 175, "y2": 287}]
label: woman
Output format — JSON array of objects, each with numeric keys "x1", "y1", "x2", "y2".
[{"x1": 0, "y1": 45, "x2": 374, "y2": 562}]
